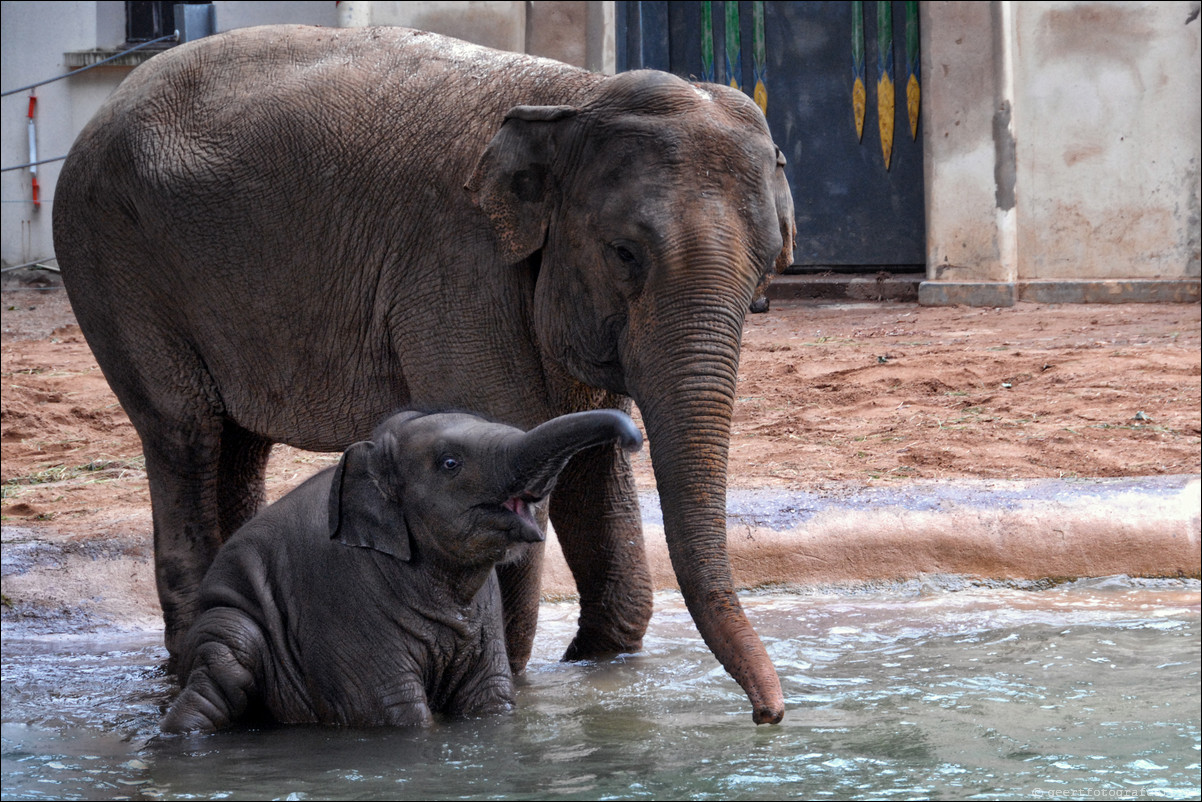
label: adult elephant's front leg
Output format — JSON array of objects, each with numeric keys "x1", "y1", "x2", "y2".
[
  {"x1": 551, "y1": 442, "x2": 653, "y2": 659},
  {"x1": 495, "y1": 540, "x2": 545, "y2": 674}
]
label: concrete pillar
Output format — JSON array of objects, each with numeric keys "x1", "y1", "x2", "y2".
[{"x1": 919, "y1": 1, "x2": 1018, "y2": 306}]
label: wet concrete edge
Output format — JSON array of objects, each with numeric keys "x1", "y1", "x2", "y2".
[
  {"x1": 541, "y1": 474, "x2": 1202, "y2": 597},
  {"x1": 3, "y1": 474, "x2": 1200, "y2": 635}
]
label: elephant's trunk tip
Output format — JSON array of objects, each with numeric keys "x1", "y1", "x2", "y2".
[
  {"x1": 615, "y1": 417, "x2": 643, "y2": 454},
  {"x1": 744, "y1": 668, "x2": 785, "y2": 724},
  {"x1": 753, "y1": 702, "x2": 785, "y2": 725}
]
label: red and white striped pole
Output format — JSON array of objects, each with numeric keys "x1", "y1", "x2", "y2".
[{"x1": 27, "y1": 93, "x2": 40, "y2": 209}]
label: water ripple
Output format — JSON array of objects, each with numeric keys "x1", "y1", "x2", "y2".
[{"x1": 3, "y1": 581, "x2": 1198, "y2": 800}]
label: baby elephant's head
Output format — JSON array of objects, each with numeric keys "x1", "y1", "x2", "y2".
[{"x1": 328, "y1": 409, "x2": 642, "y2": 570}]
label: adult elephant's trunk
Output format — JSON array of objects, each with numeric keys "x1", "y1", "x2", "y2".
[{"x1": 630, "y1": 273, "x2": 786, "y2": 726}]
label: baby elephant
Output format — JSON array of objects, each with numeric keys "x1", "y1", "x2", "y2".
[{"x1": 161, "y1": 409, "x2": 642, "y2": 732}]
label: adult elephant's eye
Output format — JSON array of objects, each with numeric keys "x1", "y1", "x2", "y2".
[
  {"x1": 439, "y1": 456, "x2": 461, "y2": 474},
  {"x1": 608, "y1": 240, "x2": 646, "y2": 282},
  {"x1": 613, "y1": 244, "x2": 638, "y2": 265}
]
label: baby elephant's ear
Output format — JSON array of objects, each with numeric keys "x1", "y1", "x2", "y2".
[{"x1": 328, "y1": 440, "x2": 412, "y2": 561}]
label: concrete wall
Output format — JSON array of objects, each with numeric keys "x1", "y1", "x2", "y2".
[
  {"x1": 526, "y1": 1, "x2": 615, "y2": 74},
  {"x1": 1, "y1": 1, "x2": 612, "y2": 270},
  {"x1": 920, "y1": 0, "x2": 1201, "y2": 306},
  {"x1": 921, "y1": 1, "x2": 1011, "y2": 286},
  {"x1": 1014, "y1": 1, "x2": 1200, "y2": 282},
  {"x1": 2, "y1": 1, "x2": 108, "y2": 270},
  {"x1": 334, "y1": 1, "x2": 613, "y2": 71},
  {"x1": 337, "y1": 1, "x2": 528, "y2": 54}
]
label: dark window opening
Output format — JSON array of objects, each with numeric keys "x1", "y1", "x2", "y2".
[{"x1": 125, "y1": 1, "x2": 209, "y2": 43}]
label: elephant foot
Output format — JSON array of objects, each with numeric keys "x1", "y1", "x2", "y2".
[
  {"x1": 561, "y1": 625, "x2": 645, "y2": 662},
  {"x1": 161, "y1": 685, "x2": 227, "y2": 734},
  {"x1": 163, "y1": 626, "x2": 189, "y2": 676}
]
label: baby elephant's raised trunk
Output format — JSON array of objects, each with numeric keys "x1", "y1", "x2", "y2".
[{"x1": 509, "y1": 410, "x2": 643, "y2": 501}]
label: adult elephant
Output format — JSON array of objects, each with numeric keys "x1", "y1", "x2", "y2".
[{"x1": 53, "y1": 25, "x2": 795, "y2": 724}]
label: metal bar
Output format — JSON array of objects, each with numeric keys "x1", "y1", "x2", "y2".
[
  {"x1": 2, "y1": 258, "x2": 59, "y2": 273},
  {"x1": 1, "y1": 156, "x2": 67, "y2": 173}
]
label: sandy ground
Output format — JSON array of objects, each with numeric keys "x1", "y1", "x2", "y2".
[{"x1": 2, "y1": 280, "x2": 1200, "y2": 628}]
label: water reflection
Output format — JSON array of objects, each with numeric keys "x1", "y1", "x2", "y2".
[{"x1": 3, "y1": 578, "x2": 1199, "y2": 800}]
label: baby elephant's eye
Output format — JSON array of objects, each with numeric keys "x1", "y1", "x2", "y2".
[{"x1": 439, "y1": 456, "x2": 462, "y2": 474}]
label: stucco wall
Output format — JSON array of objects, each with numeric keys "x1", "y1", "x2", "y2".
[
  {"x1": 2, "y1": 1, "x2": 106, "y2": 269},
  {"x1": 1013, "y1": 1, "x2": 1201, "y2": 281},
  {"x1": 922, "y1": 1, "x2": 1011, "y2": 283},
  {"x1": 6, "y1": 1, "x2": 1198, "y2": 296},
  {"x1": 921, "y1": 0, "x2": 1201, "y2": 304},
  {"x1": 336, "y1": 1, "x2": 527, "y2": 54},
  {"x1": 334, "y1": 1, "x2": 614, "y2": 71},
  {"x1": 0, "y1": 1, "x2": 339, "y2": 270}
]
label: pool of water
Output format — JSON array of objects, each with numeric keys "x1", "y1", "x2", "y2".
[{"x1": 3, "y1": 577, "x2": 1199, "y2": 800}]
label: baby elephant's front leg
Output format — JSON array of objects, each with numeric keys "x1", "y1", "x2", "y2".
[
  {"x1": 456, "y1": 676, "x2": 515, "y2": 717},
  {"x1": 450, "y1": 621, "x2": 516, "y2": 718}
]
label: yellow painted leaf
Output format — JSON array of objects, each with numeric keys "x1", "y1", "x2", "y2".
[
  {"x1": 853, "y1": 78, "x2": 866, "y2": 141},
  {"x1": 754, "y1": 80, "x2": 768, "y2": 116},
  {"x1": 907, "y1": 73, "x2": 920, "y2": 140},
  {"x1": 877, "y1": 73, "x2": 894, "y2": 169}
]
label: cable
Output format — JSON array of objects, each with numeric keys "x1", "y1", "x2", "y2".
[
  {"x1": 2, "y1": 259, "x2": 59, "y2": 273},
  {"x1": 1, "y1": 157, "x2": 66, "y2": 173},
  {"x1": 1, "y1": 33, "x2": 178, "y2": 97},
  {"x1": 1, "y1": 33, "x2": 180, "y2": 173}
]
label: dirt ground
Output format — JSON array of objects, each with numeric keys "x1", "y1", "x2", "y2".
[{"x1": 2, "y1": 283, "x2": 1200, "y2": 540}]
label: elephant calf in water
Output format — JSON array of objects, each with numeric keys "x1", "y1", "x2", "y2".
[{"x1": 161, "y1": 409, "x2": 642, "y2": 732}]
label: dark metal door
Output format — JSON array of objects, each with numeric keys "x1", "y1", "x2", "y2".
[{"x1": 617, "y1": 1, "x2": 925, "y2": 268}]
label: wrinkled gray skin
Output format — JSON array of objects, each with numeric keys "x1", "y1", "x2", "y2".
[
  {"x1": 54, "y1": 25, "x2": 795, "y2": 723},
  {"x1": 161, "y1": 409, "x2": 642, "y2": 732}
]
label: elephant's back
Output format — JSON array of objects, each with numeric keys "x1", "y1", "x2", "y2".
[
  {"x1": 68, "y1": 25, "x2": 598, "y2": 191},
  {"x1": 56, "y1": 24, "x2": 602, "y2": 288}
]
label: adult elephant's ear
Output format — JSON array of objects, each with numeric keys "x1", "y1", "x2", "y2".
[
  {"x1": 773, "y1": 146, "x2": 796, "y2": 275},
  {"x1": 466, "y1": 105, "x2": 577, "y2": 264},
  {"x1": 329, "y1": 441, "x2": 412, "y2": 561},
  {"x1": 751, "y1": 148, "x2": 796, "y2": 312}
]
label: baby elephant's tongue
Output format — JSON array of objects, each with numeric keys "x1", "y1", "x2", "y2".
[
  {"x1": 503, "y1": 496, "x2": 528, "y2": 518},
  {"x1": 503, "y1": 495, "x2": 542, "y2": 537}
]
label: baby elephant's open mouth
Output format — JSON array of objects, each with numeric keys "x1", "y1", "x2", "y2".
[
  {"x1": 500, "y1": 492, "x2": 546, "y2": 541},
  {"x1": 502, "y1": 493, "x2": 542, "y2": 524}
]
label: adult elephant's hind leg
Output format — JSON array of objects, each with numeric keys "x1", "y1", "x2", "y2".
[
  {"x1": 217, "y1": 419, "x2": 274, "y2": 541},
  {"x1": 148, "y1": 418, "x2": 271, "y2": 665},
  {"x1": 551, "y1": 443, "x2": 652, "y2": 659},
  {"x1": 109, "y1": 340, "x2": 263, "y2": 668},
  {"x1": 141, "y1": 413, "x2": 226, "y2": 668}
]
